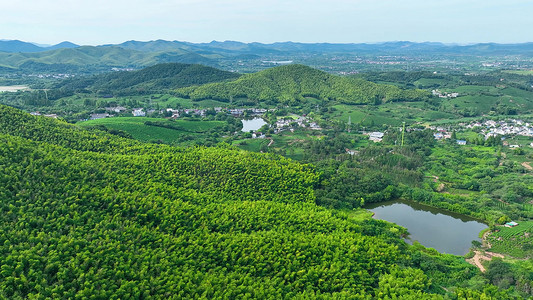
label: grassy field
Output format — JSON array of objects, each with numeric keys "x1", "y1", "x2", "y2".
[
  {"x1": 503, "y1": 70, "x2": 533, "y2": 76},
  {"x1": 445, "y1": 95, "x2": 500, "y2": 114},
  {"x1": 233, "y1": 138, "x2": 269, "y2": 152},
  {"x1": 414, "y1": 78, "x2": 446, "y2": 88},
  {"x1": 344, "y1": 208, "x2": 375, "y2": 222},
  {"x1": 232, "y1": 129, "x2": 321, "y2": 160},
  {"x1": 487, "y1": 221, "x2": 533, "y2": 258},
  {"x1": 332, "y1": 102, "x2": 462, "y2": 128},
  {"x1": 79, "y1": 117, "x2": 226, "y2": 145},
  {"x1": 445, "y1": 85, "x2": 500, "y2": 94}
]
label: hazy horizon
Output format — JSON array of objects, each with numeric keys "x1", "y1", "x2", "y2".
[
  {"x1": 2, "y1": 38, "x2": 532, "y2": 48},
  {"x1": 2, "y1": 0, "x2": 532, "y2": 46}
]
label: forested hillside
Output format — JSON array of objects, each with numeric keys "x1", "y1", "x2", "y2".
[
  {"x1": 176, "y1": 64, "x2": 429, "y2": 105},
  {"x1": 55, "y1": 63, "x2": 240, "y2": 95},
  {"x1": 0, "y1": 104, "x2": 513, "y2": 298}
]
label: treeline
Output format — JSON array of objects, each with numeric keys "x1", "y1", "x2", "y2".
[
  {"x1": 304, "y1": 126, "x2": 532, "y2": 225},
  {"x1": 0, "y1": 104, "x2": 515, "y2": 298},
  {"x1": 357, "y1": 71, "x2": 452, "y2": 88},
  {"x1": 0, "y1": 89, "x2": 75, "y2": 107},
  {"x1": 175, "y1": 64, "x2": 429, "y2": 105},
  {"x1": 55, "y1": 63, "x2": 240, "y2": 95},
  {"x1": 303, "y1": 130, "x2": 432, "y2": 210},
  {"x1": 426, "y1": 143, "x2": 533, "y2": 222}
]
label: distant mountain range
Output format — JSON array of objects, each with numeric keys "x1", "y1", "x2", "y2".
[
  {"x1": 0, "y1": 40, "x2": 79, "y2": 53},
  {"x1": 1, "y1": 39, "x2": 533, "y2": 74},
  {"x1": 103, "y1": 39, "x2": 533, "y2": 56}
]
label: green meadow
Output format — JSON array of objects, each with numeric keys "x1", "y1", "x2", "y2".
[{"x1": 79, "y1": 117, "x2": 226, "y2": 145}]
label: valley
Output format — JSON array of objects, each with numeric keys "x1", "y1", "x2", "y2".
[{"x1": 1, "y1": 43, "x2": 533, "y2": 298}]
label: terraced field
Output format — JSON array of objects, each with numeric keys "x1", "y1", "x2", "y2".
[{"x1": 487, "y1": 221, "x2": 533, "y2": 258}]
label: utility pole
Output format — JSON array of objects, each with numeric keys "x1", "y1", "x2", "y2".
[{"x1": 347, "y1": 116, "x2": 351, "y2": 133}]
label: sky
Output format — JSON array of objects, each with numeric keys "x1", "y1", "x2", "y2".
[{"x1": 1, "y1": 0, "x2": 533, "y2": 45}]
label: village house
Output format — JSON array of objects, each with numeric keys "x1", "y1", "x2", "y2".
[
  {"x1": 434, "y1": 133, "x2": 444, "y2": 140},
  {"x1": 369, "y1": 132, "x2": 384, "y2": 142},
  {"x1": 432, "y1": 89, "x2": 459, "y2": 98},
  {"x1": 132, "y1": 108, "x2": 145, "y2": 117},
  {"x1": 166, "y1": 108, "x2": 180, "y2": 118},
  {"x1": 105, "y1": 106, "x2": 127, "y2": 113},
  {"x1": 505, "y1": 221, "x2": 518, "y2": 228},
  {"x1": 229, "y1": 108, "x2": 245, "y2": 116}
]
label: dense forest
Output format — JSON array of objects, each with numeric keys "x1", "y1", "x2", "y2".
[
  {"x1": 0, "y1": 104, "x2": 516, "y2": 298},
  {"x1": 175, "y1": 64, "x2": 429, "y2": 105},
  {"x1": 55, "y1": 63, "x2": 241, "y2": 96}
]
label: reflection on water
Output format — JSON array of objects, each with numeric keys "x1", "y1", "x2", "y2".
[
  {"x1": 366, "y1": 199, "x2": 487, "y2": 255},
  {"x1": 241, "y1": 118, "x2": 267, "y2": 132}
]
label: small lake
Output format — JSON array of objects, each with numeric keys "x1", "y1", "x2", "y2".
[
  {"x1": 366, "y1": 199, "x2": 487, "y2": 255},
  {"x1": 241, "y1": 118, "x2": 267, "y2": 132}
]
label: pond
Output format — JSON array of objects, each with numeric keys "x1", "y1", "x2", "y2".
[
  {"x1": 366, "y1": 199, "x2": 487, "y2": 255},
  {"x1": 241, "y1": 118, "x2": 267, "y2": 132}
]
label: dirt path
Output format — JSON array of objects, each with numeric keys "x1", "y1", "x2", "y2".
[
  {"x1": 467, "y1": 250, "x2": 505, "y2": 273},
  {"x1": 482, "y1": 230, "x2": 491, "y2": 248},
  {"x1": 522, "y1": 162, "x2": 532, "y2": 170},
  {"x1": 466, "y1": 230, "x2": 506, "y2": 272},
  {"x1": 267, "y1": 139, "x2": 274, "y2": 147}
]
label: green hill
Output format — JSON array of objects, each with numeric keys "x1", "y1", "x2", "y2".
[
  {"x1": 56, "y1": 63, "x2": 241, "y2": 94},
  {"x1": 0, "y1": 105, "x2": 512, "y2": 299},
  {"x1": 0, "y1": 46, "x2": 219, "y2": 73},
  {"x1": 176, "y1": 64, "x2": 429, "y2": 105}
]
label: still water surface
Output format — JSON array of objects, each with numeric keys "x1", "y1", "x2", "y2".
[
  {"x1": 366, "y1": 199, "x2": 487, "y2": 255},
  {"x1": 241, "y1": 118, "x2": 267, "y2": 132}
]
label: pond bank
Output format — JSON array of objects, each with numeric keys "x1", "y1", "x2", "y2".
[
  {"x1": 366, "y1": 199, "x2": 487, "y2": 256},
  {"x1": 467, "y1": 250, "x2": 505, "y2": 273}
]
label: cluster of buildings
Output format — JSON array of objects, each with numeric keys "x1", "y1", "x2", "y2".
[
  {"x1": 430, "y1": 119, "x2": 533, "y2": 147},
  {"x1": 274, "y1": 115, "x2": 321, "y2": 132},
  {"x1": 29, "y1": 73, "x2": 74, "y2": 79},
  {"x1": 89, "y1": 107, "x2": 153, "y2": 120},
  {"x1": 466, "y1": 119, "x2": 533, "y2": 139},
  {"x1": 427, "y1": 126, "x2": 465, "y2": 145},
  {"x1": 164, "y1": 108, "x2": 219, "y2": 118},
  {"x1": 431, "y1": 89, "x2": 459, "y2": 98},
  {"x1": 163, "y1": 107, "x2": 271, "y2": 119},
  {"x1": 88, "y1": 106, "x2": 275, "y2": 122},
  {"x1": 228, "y1": 108, "x2": 269, "y2": 116}
]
